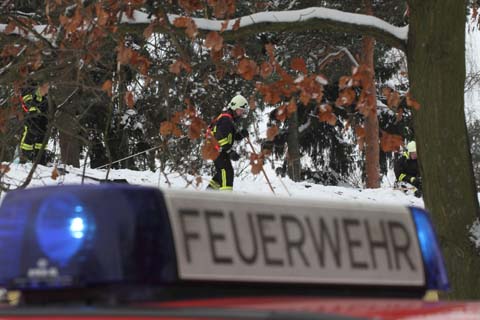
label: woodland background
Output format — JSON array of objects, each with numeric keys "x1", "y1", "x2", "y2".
[{"x1": 1, "y1": 0, "x2": 480, "y2": 298}]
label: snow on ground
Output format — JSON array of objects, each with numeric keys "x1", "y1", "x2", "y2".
[{"x1": 1, "y1": 162, "x2": 423, "y2": 206}]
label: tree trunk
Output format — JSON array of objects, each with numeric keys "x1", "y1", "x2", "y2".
[
  {"x1": 57, "y1": 112, "x2": 81, "y2": 167},
  {"x1": 287, "y1": 111, "x2": 302, "y2": 181},
  {"x1": 361, "y1": 37, "x2": 381, "y2": 188},
  {"x1": 362, "y1": 0, "x2": 380, "y2": 188},
  {"x1": 408, "y1": 0, "x2": 480, "y2": 298}
]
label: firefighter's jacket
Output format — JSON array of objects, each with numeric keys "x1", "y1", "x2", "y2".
[
  {"x1": 394, "y1": 152, "x2": 419, "y2": 183},
  {"x1": 20, "y1": 89, "x2": 48, "y2": 151},
  {"x1": 210, "y1": 112, "x2": 242, "y2": 153}
]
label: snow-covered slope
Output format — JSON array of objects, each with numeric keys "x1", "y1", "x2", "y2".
[{"x1": 0, "y1": 162, "x2": 423, "y2": 207}]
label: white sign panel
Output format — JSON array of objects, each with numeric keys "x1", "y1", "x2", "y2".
[{"x1": 163, "y1": 191, "x2": 425, "y2": 287}]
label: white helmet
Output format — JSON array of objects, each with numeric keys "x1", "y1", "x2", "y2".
[
  {"x1": 227, "y1": 95, "x2": 248, "y2": 111},
  {"x1": 407, "y1": 141, "x2": 416, "y2": 153}
]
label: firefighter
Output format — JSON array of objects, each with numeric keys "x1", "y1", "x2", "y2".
[
  {"x1": 207, "y1": 95, "x2": 249, "y2": 191},
  {"x1": 394, "y1": 141, "x2": 422, "y2": 197},
  {"x1": 20, "y1": 82, "x2": 49, "y2": 165}
]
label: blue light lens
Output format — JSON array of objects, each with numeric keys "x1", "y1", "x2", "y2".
[
  {"x1": 70, "y1": 217, "x2": 85, "y2": 239},
  {"x1": 35, "y1": 193, "x2": 94, "y2": 266},
  {"x1": 410, "y1": 207, "x2": 450, "y2": 290}
]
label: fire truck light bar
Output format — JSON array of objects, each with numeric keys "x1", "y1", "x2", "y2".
[{"x1": 0, "y1": 185, "x2": 448, "y2": 294}]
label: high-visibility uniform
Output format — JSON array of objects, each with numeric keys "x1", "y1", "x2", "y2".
[
  {"x1": 207, "y1": 112, "x2": 240, "y2": 191},
  {"x1": 394, "y1": 151, "x2": 420, "y2": 187},
  {"x1": 20, "y1": 88, "x2": 48, "y2": 162}
]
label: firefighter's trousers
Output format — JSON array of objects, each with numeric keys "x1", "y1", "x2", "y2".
[
  {"x1": 208, "y1": 152, "x2": 233, "y2": 191},
  {"x1": 20, "y1": 115, "x2": 47, "y2": 163}
]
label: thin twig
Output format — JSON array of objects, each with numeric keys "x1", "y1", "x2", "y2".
[
  {"x1": 246, "y1": 136, "x2": 275, "y2": 195},
  {"x1": 95, "y1": 145, "x2": 162, "y2": 169}
]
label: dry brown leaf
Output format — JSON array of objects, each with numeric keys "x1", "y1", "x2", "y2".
[
  {"x1": 260, "y1": 61, "x2": 273, "y2": 79},
  {"x1": 248, "y1": 95, "x2": 256, "y2": 110},
  {"x1": 188, "y1": 117, "x2": 206, "y2": 140},
  {"x1": 406, "y1": 91, "x2": 421, "y2": 110},
  {"x1": 266, "y1": 125, "x2": 279, "y2": 141},
  {"x1": 387, "y1": 91, "x2": 401, "y2": 109},
  {"x1": 195, "y1": 176, "x2": 203, "y2": 187},
  {"x1": 5, "y1": 21, "x2": 16, "y2": 34},
  {"x1": 0, "y1": 164, "x2": 10, "y2": 174},
  {"x1": 125, "y1": 91, "x2": 135, "y2": 108},
  {"x1": 380, "y1": 131, "x2": 403, "y2": 152},
  {"x1": 31, "y1": 54, "x2": 43, "y2": 70},
  {"x1": 169, "y1": 60, "x2": 182, "y2": 74},
  {"x1": 382, "y1": 86, "x2": 392, "y2": 99},
  {"x1": 291, "y1": 57, "x2": 307, "y2": 74},
  {"x1": 172, "y1": 126, "x2": 182, "y2": 137},
  {"x1": 116, "y1": 44, "x2": 133, "y2": 65},
  {"x1": 237, "y1": 58, "x2": 257, "y2": 80},
  {"x1": 232, "y1": 18, "x2": 241, "y2": 31},
  {"x1": 355, "y1": 125, "x2": 366, "y2": 150},
  {"x1": 336, "y1": 88, "x2": 356, "y2": 106},
  {"x1": 160, "y1": 121, "x2": 174, "y2": 136},
  {"x1": 96, "y1": 5, "x2": 109, "y2": 26},
  {"x1": 261, "y1": 148, "x2": 272, "y2": 157},
  {"x1": 231, "y1": 44, "x2": 245, "y2": 59},
  {"x1": 171, "y1": 111, "x2": 184, "y2": 124},
  {"x1": 287, "y1": 99, "x2": 297, "y2": 116},
  {"x1": 356, "y1": 90, "x2": 376, "y2": 117},
  {"x1": 201, "y1": 137, "x2": 220, "y2": 160},
  {"x1": 101, "y1": 80, "x2": 112, "y2": 96},
  {"x1": 179, "y1": 0, "x2": 203, "y2": 13},
  {"x1": 1, "y1": 45, "x2": 21, "y2": 58},
  {"x1": 51, "y1": 166, "x2": 59, "y2": 180},
  {"x1": 209, "y1": 0, "x2": 234, "y2": 18},
  {"x1": 275, "y1": 105, "x2": 288, "y2": 122},
  {"x1": 173, "y1": 17, "x2": 198, "y2": 39},
  {"x1": 250, "y1": 153, "x2": 264, "y2": 175},
  {"x1": 210, "y1": 48, "x2": 223, "y2": 61},
  {"x1": 396, "y1": 107, "x2": 404, "y2": 123},
  {"x1": 318, "y1": 104, "x2": 337, "y2": 126},
  {"x1": 131, "y1": 54, "x2": 151, "y2": 75},
  {"x1": 255, "y1": 83, "x2": 281, "y2": 105},
  {"x1": 67, "y1": 8, "x2": 83, "y2": 33},
  {"x1": 59, "y1": 14, "x2": 69, "y2": 27},
  {"x1": 265, "y1": 43, "x2": 275, "y2": 62},
  {"x1": 298, "y1": 91, "x2": 309, "y2": 106},
  {"x1": 338, "y1": 76, "x2": 352, "y2": 90},
  {"x1": 143, "y1": 22, "x2": 155, "y2": 39},
  {"x1": 205, "y1": 31, "x2": 224, "y2": 52},
  {"x1": 220, "y1": 19, "x2": 229, "y2": 33},
  {"x1": 169, "y1": 59, "x2": 192, "y2": 74},
  {"x1": 215, "y1": 65, "x2": 226, "y2": 79}
]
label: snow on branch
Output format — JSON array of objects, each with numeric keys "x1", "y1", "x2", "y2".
[
  {"x1": 123, "y1": 7, "x2": 408, "y2": 49},
  {"x1": 0, "y1": 7, "x2": 408, "y2": 50}
]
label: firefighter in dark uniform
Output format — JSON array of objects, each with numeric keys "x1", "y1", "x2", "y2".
[
  {"x1": 394, "y1": 141, "x2": 422, "y2": 197},
  {"x1": 207, "y1": 95, "x2": 249, "y2": 191},
  {"x1": 20, "y1": 82, "x2": 49, "y2": 164}
]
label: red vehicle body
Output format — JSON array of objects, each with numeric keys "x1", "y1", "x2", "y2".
[{"x1": 1, "y1": 296, "x2": 480, "y2": 320}]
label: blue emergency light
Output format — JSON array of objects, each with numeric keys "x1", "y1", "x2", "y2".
[
  {"x1": 35, "y1": 193, "x2": 93, "y2": 266},
  {"x1": 0, "y1": 185, "x2": 177, "y2": 289},
  {"x1": 0, "y1": 185, "x2": 449, "y2": 295},
  {"x1": 410, "y1": 207, "x2": 450, "y2": 291}
]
